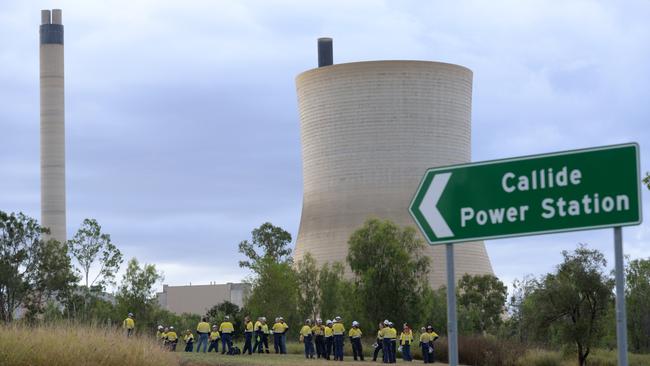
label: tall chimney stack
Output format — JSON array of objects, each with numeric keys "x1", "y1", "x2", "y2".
[
  {"x1": 317, "y1": 37, "x2": 333, "y2": 67},
  {"x1": 39, "y1": 9, "x2": 66, "y2": 243}
]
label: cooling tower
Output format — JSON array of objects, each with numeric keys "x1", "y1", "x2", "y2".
[
  {"x1": 294, "y1": 48, "x2": 493, "y2": 288},
  {"x1": 40, "y1": 9, "x2": 66, "y2": 243}
]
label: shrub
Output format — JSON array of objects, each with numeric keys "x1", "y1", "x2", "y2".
[{"x1": 516, "y1": 349, "x2": 563, "y2": 366}]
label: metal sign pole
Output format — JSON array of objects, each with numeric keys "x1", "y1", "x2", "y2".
[
  {"x1": 614, "y1": 226, "x2": 628, "y2": 366},
  {"x1": 446, "y1": 242, "x2": 458, "y2": 366}
]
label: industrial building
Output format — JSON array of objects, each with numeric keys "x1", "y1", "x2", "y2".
[
  {"x1": 293, "y1": 38, "x2": 494, "y2": 288},
  {"x1": 40, "y1": 9, "x2": 67, "y2": 243},
  {"x1": 156, "y1": 283, "x2": 250, "y2": 315}
]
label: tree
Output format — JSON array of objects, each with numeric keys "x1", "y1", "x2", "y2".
[
  {"x1": 530, "y1": 245, "x2": 614, "y2": 366},
  {"x1": 296, "y1": 252, "x2": 320, "y2": 319},
  {"x1": 347, "y1": 218, "x2": 430, "y2": 328},
  {"x1": 238, "y1": 222, "x2": 293, "y2": 271},
  {"x1": 115, "y1": 258, "x2": 163, "y2": 330},
  {"x1": 626, "y1": 258, "x2": 650, "y2": 352},
  {"x1": 68, "y1": 218, "x2": 123, "y2": 291},
  {"x1": 0, "y1": 211, "x2": 76, "y2": 323},
  {"x1": 318, "y1": 262, "x2": 346, "y2": 319},
  {"x1": 206, "y1": 301, "x2": 243, "y2": 338},
  {"x1": 457, "y1": 274, "x2": 507, "y2": 335}
]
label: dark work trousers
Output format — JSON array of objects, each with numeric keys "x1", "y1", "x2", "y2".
[
  {"x1": 382, "y1": 338, "x2": 392, "y2": 363},
  {"x1": 351, "y1": 337, "x2": 364, "y2": 361},
  {"x1": 402, "y1": 343, "x2": 412, "y2": 361},
  {"x1": 373, "y1": 338, "x2": 383, "y2": 361},
  {"x1": 304, "y1": 334, "x2": 314, "y2": 358},
  {"x1": 430, "y1": 342, "x2": 435, "y2": 363},
  {"x1": 334, "y1": 334, "x2": 344, "y2": 361},
  {"x1": 325, "y1": 336, "x2": 333, "y2": 359},
  {"x1": 420, "y1": 343, "x2": 430, "y2": 363},
  {"x1": 315, "y1": 335, "x2": 325, "y2": 358},
  {"x1": 253, "y1": 330, "x2": 263, "y2": 353},
  {"x1": 390, "y1": 339, "x2": 397, "y2": 363},
  {"x1": 261, "y1": 333, "x2": 269, "y2": 353},
  {"x1": 221, "y1": 333, "x2": 232, "y2": 354},
  {"x1": 208, "y1": 340, "x2": 219, "y2": 353},
  {"x1": 273, "y1": 333, "x2": 281, "y2": 353},
  {"x1": 242, "y1": 332, "x2": 253, "y2": 354},
  {"x1": 184, "y1": 340, "x2": 193, "y2": 352}
]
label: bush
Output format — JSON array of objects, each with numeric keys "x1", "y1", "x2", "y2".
[
  {"x1": 0, "y1": 324, "x2": 177, "y2": 366},
  {"x1": 434, "y1": 335, "x2": 526, "y2": 366},
  {"x1": 516, "y1": 349, "x2": 563, "y2": 366}
]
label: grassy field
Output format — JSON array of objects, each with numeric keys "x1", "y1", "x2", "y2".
[{"x1": 178, "y1": 352, "x2": 452, "y2": 365}]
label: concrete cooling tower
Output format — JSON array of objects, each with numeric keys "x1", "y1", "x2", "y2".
[{"x1": 293, "y1": 38, "x2": 493, "y2": 288}]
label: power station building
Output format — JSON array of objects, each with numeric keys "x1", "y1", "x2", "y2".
[
  {"x1": 293, "y1": 39, "x2": 494, "y2": 288},
  {"x1": 40, "y1": 9, "x2": 67, "y2": 243}
]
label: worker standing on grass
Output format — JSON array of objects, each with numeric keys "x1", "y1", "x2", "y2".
[
  {"x1": 332, "y1": 316, "x2": 345, "y2": 361},
  {"x1": 373, "y1": 322, "x2": 384, "y2": 362},
  {"x1": 427, "y1": 326, "x2": 439, "y2": 363},
  {"x1": 300, "y1": 319, "x2": 315, "y2": 359},
  {"x1": 280, "y1": 317, "x2": 289, "y2": 354},
  {"x1": 123, "y1": 313, "x2": 135, "y2": 337},
  {"x1": 156, "y1": 325, "x2": 163, "y2": 340},
  {"x1": 219, "y1": 315, "x2": 235, "y2": 355},
  {"x1": 388, "y1": 321, "x2": 398, "y2": 363},
  {"x1": 196, "y1": 317, "x2": 211, "y2": 353},
  {"x1": 253, "y1": 317, "x2": 263, "y2": 353},
  {"x1": 184, "y1": 329, "x2": 195, "y2": 352},
  {"x1": 208, "y1": 325, "x2": 220, "y2": 353},
  {"x1": 161, "y1": 327, "x2": 169, "y2": 346},
  {"x1": 272, "y1": 317, "x2": 283, "y2": 354},
  {"x1": 400, "y1": 324, "x2": 413, "y2": 361},
  {"x1": 242, "y1": 316, "x2": 254, "y2": 355},
  {"x1": 381, "y1": 320, "x2": 393, "y2": 363},
  {"x1": 349, "y1": 321, "x2": 364, "y2": 361},
  {"x1": 261, "y1": 317, "x2": 271, "y2": 353},
  {"x1": 166, "y1": 326, "x2": 178, "y2": 351},
  {"x1": 419, "y1": 327, "x2": 430, "y2": 363},
  {"x1": 313, "y1": 318, "x2": 325, "y2": 359},
  {"x1": 324, "y1": 320, "x2": 334, "y2": 360}
]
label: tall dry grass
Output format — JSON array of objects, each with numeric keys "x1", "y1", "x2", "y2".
[{"x1": 0, "y1": 323, "x2": 178, "y2": 366}]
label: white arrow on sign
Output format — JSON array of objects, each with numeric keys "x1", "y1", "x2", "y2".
[{"x1": 420, "y1": 172, "x2": 454, "y2": 238}]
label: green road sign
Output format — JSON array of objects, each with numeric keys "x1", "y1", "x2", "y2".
[{"x1": 410, "y1": 143, "x2": 642, "y2": 245}]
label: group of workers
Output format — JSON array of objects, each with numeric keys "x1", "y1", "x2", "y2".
[{"x1": 143, "y1": 312, "x2": 440, "y2": 363}]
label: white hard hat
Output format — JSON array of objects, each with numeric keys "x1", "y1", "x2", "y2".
[
  {"x1": 335, "y1": 316, "x2": 341, "y2": 321},
  {"x1": 326, "y1": 319, "x2": 333, "y2": 325},
  {"x1": 352, "y1": 321, "x2": 359, "y2": 326},
  {"x1": 170, "y1": 326, "x2": 174, "y2": 330},
  {"x1": 128, "y1": 313, "x2": 133, "y2": 317},
  {"x1": 383, "y1": 320, "x2": 390, "y2": 325},
  {"x1": 316, "y1": 318, "x2": 322, "y2": 323},
  {"x1": 224, "y1": 315, "x2": 230, "y2": 320},
  {"x1": 389, "y1": 321, "x2": 394, "y2": 327},
  {"x1": 306, "y1": 319, "x2": 312, "y2": 323},
  {"x1": 158, "y1": 325, "x2": 163, "y2": 330}
]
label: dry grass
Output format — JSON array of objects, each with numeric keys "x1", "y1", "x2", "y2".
[
  {"x1": 0, "y1": 323, "x2": 178, "y2": 366},
  {"x1": 178, "y1": 352, "x2": 452, "y2": 365}
]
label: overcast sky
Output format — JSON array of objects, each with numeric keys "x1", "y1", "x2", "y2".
[{"x1": 1, "y1": 0, "x2": 649, "y2": 293}]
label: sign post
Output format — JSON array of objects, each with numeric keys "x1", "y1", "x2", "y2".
[{"x1": 409, "y1": 143, "x2": 641, "y2": 366}]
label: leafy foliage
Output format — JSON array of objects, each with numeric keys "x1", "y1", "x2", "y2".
[
  {"x1": 458, "y1": 274, "x2": 507, "y2": 334},
  {"x1": 238, "y1": 222, "x2": 293, "y2": 271},
  {"x1": 626, "y1": 258, "x2": 650, "y2": 352},
  {"x1": 296, "y1": 252, "x2": 320, "y2": 320},
  {"x1": 347, "y1": 218, "x2": 430, "y2": 328},
  {"x1": 115, "y1": 258, "x2": 163, "y2": 330}
]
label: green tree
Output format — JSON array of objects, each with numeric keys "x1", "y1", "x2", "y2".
[
  {"x1": 238, "y1": 222, "x2": 293, "y2": 271},
  {"x1": 0, "y1": 211, "x2": 76, "y2": 323},
  {"x1": 115, "y1": 258, "x2": 163, "y2": 330},
  {"x1": 206, "y1": 301, "x2": 244, "y2": 338},
  {"x1": 296, "y1": 252, "x2": 320, "y2": 319},
  {"x1": 318, "y1": 262, "x2": 346, "y2": 319},
  {"x1": 68, "y1": 218, "x2": 123, "y2": 291},
  {"x1": 347, "y1": 218, "x2": 430, "y2": 328},
  {"x1": 626, "y1": 258, "x2": 650, "y2": 352},
  {"x1": 457, "y1": 274, "x2": 507, "y2": 335},
  {"x1": 504, "y1": 275, "x2": 538, "y2": 343},
  {"x1": 530, "y1": 246, "x2": 614, "y2": 366}
]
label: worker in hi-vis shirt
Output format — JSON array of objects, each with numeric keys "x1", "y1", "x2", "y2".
[
  {"x1": 332, "y1": 316, "x2": 345, "y2": 361},
  {"x1": 242, "y1": 316, "x2": 254, "y2": 355},
  {"x1": 219, "y1": 315, "x2": 235, "y2": 355},
  {"x1": 272, "y1": 317, "x2": 289, "y2": 354},
  {"x1": 196, "y1": 317, "x2": 211, "y2": 353},
  {"x1": 400, "y1": 323, "x2": 414, "y2": 361},
  {"x1": 324, "y1": 319, "x2": 334, "y2": 360},
  {"x1": 123, "y1": 313, "x2": 135, "y2": 337},
  {"x1": 349, "y1": 321, "x2": 364, "y2": 361},
  {"x1": 313, "y1": 318, "x2": 325, "y2": 359},
  {"x1": 373, "y1": 322, "x2": 385, "y2": 362},
  {"x1": 300, "y1": 319, "x2": 315, "y2": 359},
  {"x1": 208, "y1": 325, "x2": 220, "y2": 353}
]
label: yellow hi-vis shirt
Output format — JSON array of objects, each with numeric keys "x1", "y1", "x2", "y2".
[
  {"x1": 166, "y1": 331, "x2": 178, "y2": 341},
  {"x1": 160, "y1": 331, "x2": 167, "y2": 340},
  {"x1": 384, "y1": 327, "x2": 397, "y2": 339},
  {"x1": 324, "y1": 326, "x2": 333, "y2": 337},
  {"x1": 272, "y1": 322, "x2": 288, "y2": 333},
  {"x1": 377, "y1": 329, "x2": 384, "y2": 339},
  {"x1": 123, "y1": 317, "x2": 135, "y2": 329},
  {"x1": 429, "y1": 331, "x2": 439, "y2": 340},
  {"x1": 312, "y1": 325, "x2": 323, "y2": 336},
  {"x1": 184, "y1": 333, "x2": 194, "y2": 342},
  {"x1": 419, "y1": 332, "x2": 430, "y2": 343},
  {"x1": 300, "y1": 325, "x2": 313, "y2": 336},
  {"x1": 197, "y1": 321, "x2": 210, "y2": 333},
  {"x1": 332, "y1": 322, "x2": 345, "y2": 335},
  {"x1": 349, "y1": 328, "x2": 362, "y2": 338},
  {"x1": 400, "y1": 330, "x2": 413, "y2": 345},
  {"x1": 262, "y1": 324, "x2": 270, "y2": 334},
  {"x1": 209, "y1": 331, "x2": 220, "y2": 341},
  {"x1": 219, "y1": 321, "x2": 234, "y2": 334},
  {"x1": 245, "y1": 321, "x2": 254, "y2": 333},
  {"x1": 254, "y1": 321, "x2": 262, "y2": 331}
]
